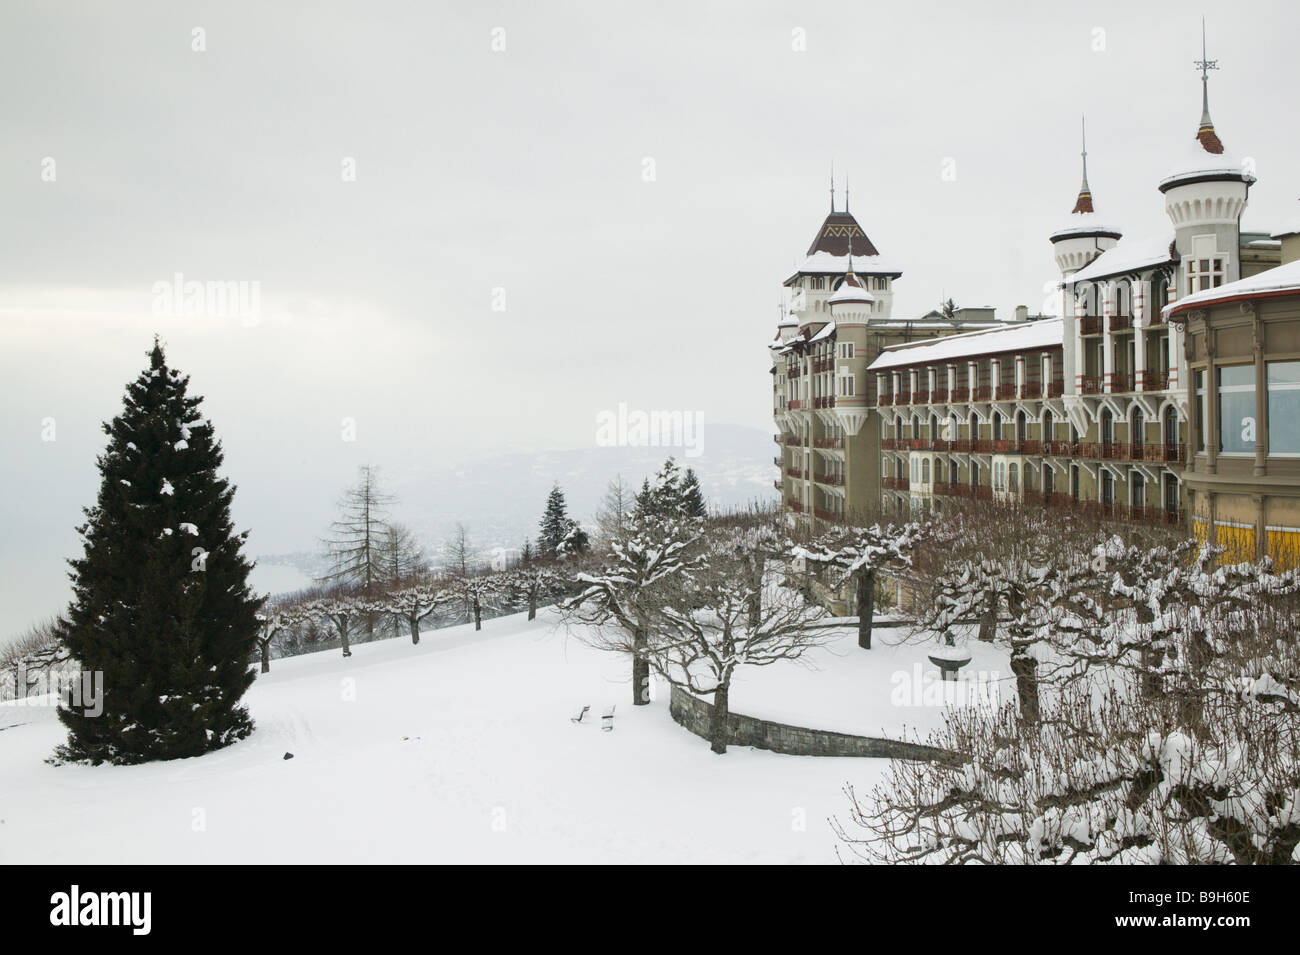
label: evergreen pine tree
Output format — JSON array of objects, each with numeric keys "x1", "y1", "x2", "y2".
[
  {"x1": 538, "y1": 484, "x2": 571, "y2": 557},
  {"x1": 680, "y1": 468, "x2": 707, "y2": 519},
  {"x1": 56, "y1": 339, "x2": 261, "y2": 765}
]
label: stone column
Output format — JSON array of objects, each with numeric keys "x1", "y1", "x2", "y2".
[
  {"x1": 1134, "y1": 328, "x2": 1146, "y2": 393},
  {"x1": 1252, "y1": 308, "x2": 1266, "y2": 477}
]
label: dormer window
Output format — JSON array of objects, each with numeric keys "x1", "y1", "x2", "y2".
[{"x1": 809, "y1": 276, "x2": 825, "y2": 291}]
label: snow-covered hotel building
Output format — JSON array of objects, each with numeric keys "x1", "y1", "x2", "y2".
[{"x1": 772, "y1": 53, "x2": 1300, "y2": 561}]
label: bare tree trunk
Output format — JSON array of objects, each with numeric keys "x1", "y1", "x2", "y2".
[
  {"x1": 259, "y1": 641, "x2": 271, "y2": 674},
  {"x1": 473, "y1": 596, "x2": 482, "y2": 631},
  {"x1": 632, "y1": 625, "x2": 650, "y2": 706},
  {"x1": 710, "y1": 683, "x2": 730, "y2": 755},
  {"x1": 528, "y1": 584, "x2": 537, "y2": 621},
  {"x1": 1011, "y1": 652, "x2": 1038, "y2": 722},
  {"x1": 336, "y1": 620, "x2": 352, "y2": 657},
  {"x1": 409, "y1": 617, "x2": 420, "y2": 645},
  {"x1": 856, "y1": 568, "x2": 875, "y2": 650},
  {"x1": 978, "y1": 606, "x2": 997, "y2": 642}
]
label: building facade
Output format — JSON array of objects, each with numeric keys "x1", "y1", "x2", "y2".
[{"x1": 771, "y1": 50, "x2": 1295, "y2": 541}]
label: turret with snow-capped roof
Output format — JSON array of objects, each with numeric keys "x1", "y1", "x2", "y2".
[
  {"x1": 1161, "y1": 20, "x2": 1253, "y2": 291},
  {"x1": 1050, "y1": 118, "x2": 1122, "y2": 277}
]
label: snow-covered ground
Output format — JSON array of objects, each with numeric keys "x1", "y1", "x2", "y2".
[{"x1": 0, "y1": 609, "x2": 996, "y2": 864}]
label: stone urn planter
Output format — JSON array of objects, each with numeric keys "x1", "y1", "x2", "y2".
[{"x1": 928, "y1": 644, "x2": 973, "y2": 682}]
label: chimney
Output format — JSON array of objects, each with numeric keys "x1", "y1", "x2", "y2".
[{"x1": 1014, "y1": 305, "x2": 1028, "y2": 323}]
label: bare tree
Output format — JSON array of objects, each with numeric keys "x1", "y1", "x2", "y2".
[
  {"x1": 796, "y1": 521, "x2": 925, "y2": 650},
  {"x1": 648, "y1": 526, "x2": 828, "y2": 753},
  {"x1": 319, "y1": 465, "x2": 394, "y2": 641},
  {"x1": 563, "y1": 512, "x2": 701, "y2": 706},
  {"x1": 594, "y1": 475, "x2": 632, "y2": 544}
]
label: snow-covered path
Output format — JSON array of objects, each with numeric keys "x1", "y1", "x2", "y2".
[{"x1": 0, "y1": 609, "x2": 892, "y2": 864}]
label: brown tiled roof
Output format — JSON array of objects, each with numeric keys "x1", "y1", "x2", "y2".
[
  {"x1": 806, "y1": 212, "x2": 879, "y2": 257},
  {"x1": 1197, "y1": 124, "x2": 1225, "y2": 155},
  {"x1": 1071, "y1": 189, "x2": 1094, "y2": 215}
]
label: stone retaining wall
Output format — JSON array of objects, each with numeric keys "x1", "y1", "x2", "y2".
[{"x1": 668, "y1": 685, "x2": 957, "y2": 761}]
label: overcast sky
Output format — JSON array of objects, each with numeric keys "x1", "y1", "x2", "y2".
[{"x1": 2, "y1": 1, "x2": 1298, "y2": 634}]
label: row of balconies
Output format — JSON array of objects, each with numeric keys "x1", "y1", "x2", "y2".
[
  {"x1": 877, "y1": 381, "x2": 1065, "y2": 406},
  {"x1": 784, "y1": 396, "x2": 838, "y2": 411},
  {"x1": 880, "y1": 437, "x2": 1187, "y2": 463},
  {"x1": 1078, "y1": 313, "x2": 1167, "y2": 336},
  {"x1": 1078, "y1": 371, "x2": 1170, "y2": 395}
]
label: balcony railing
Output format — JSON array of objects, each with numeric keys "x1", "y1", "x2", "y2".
[
  {"x1": 1110, "y1": 314, "x2": 1133, "y2": 332},
  {"x1": 973, "y1": 386, "x2": 992, "y2": 400},
  {"x1": 1080, "y1": 376, "x2": 1103, "y2": 395},
  {"x1": 930, "y1": 388, "x2": 948, "y2": 404},
  {"x1": 814, "y1": 472, "x2": 844, "y2": 486},
  {"x1": 995, "y1": 384, "x2": 1017, "y2": 400},
  {"x1": 1141, "y1": 370, "x2": 1169, "y2": 392},
  {"x1": 787, "y1": 498, "x2": 803, "y2": 513},
  {"x1": 773, "y1": 456, "x2": 782, "y2": 467},
  {"x1": 912, "y1": 390, "x2": 930, "y2": 405},
  {"x1": 881, "y1": 437, "x2": 899, "y2": 450},
  {"x1": 1047, "y1": 382, "x2": 1065, "y2": 398},
  {"x1": 784, "y1": 435, "x2": 800, "y2": 446},
  {"x1": 877, "y1": 394, "x2": 894, "y2": 407},
  {"x1": 1111, "y1": 372, "x2": 1135, "y2": 393},
  {"x1": 931, "y1": 439, "x2": 952, "y2": 452},
  {"x1": 992, "y1": 439, "x2": 1016, "y2": 453},
  {"x1": 785, "y1": 467, "x2": 808, "y2": 479},
  {"x1": 813, "y1": 507, "x2": 837, "y2": 522},
  {"x1": 1042, "y1": 440, "x2": 1072, "y2": 456},
  {"x1": 882, "y1": 477, "x2": 910, "y2": 491},
  {"x1": 814, "y1": 437, "x2": 844, "y2": 450},
  {"x1": 973, "y1": 439, "x2": 993, "y2": 453},
  {"x1": 787, "y1": 399, "x2": 805, "y2": 410},
  {"x1": 1021, "y1": 382, "x2": 1042, "y2": 399},
  {"x1": 1017, "y1": 440, "x2": 1041, "y2": 454},
  {"x1": 1080, "y1": 316, "x2": 1102, "y2": 335},
  {"x1": 908, "y1": 438, "x2": 929, "y2": 451},
  {"x1": 949, "y1": 387, "x2": 970, "y2": 402},
  {"x1": 952, "y1": 438, "x2": 973, "y2": 452}
]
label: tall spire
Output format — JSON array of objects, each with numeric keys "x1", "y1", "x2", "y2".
[
  {"x1": 829, "y1": 161, "x2": 836, "y2": 213},
  {"x1": 1194, "y1": 17, "x2": 1224, "y2": 154},
  {"x1": 1071, "y1": 116, "x2": 1094, "y2": 214},
  {"x1": 844, "y1": 174, "x2": 850, "y2": 214}
]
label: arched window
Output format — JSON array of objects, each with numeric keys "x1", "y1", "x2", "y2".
[
  {"x1": 1101, "y1": 409, "x2": 1113, "y2": 448},
  {"x1": 1132, "y1": 408, "x2": 1145, "y2": 449},
  {"x1": 992, "y1": 412, "x2": 1003, "y2": 442},
  {"x1": 1016, "y1": 411, "x2": 1027, "y2": 446},
  {"x1": 922, "y1": 459, "x2": 931, "y2": 484},
  {"x1": 1043, "y1": 410, "x2": 1054, "y2": 447},
  {"x1": 1163, "y1": 405, "x2": 1178, "y2": 451},
  {"x1": 971, "y1": 461, "x2": 980, "y2": 487},
  {"x1": 912, "y1": 416, "x2": 920, "y2": 440}
]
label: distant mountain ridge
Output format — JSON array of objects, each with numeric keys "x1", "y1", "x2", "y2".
[{"x1": 256, "y1": 423, "x2": 777, "y2": 583}]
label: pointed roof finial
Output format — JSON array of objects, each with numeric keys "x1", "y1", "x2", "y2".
[
  {"x1": 844, "y1": 173, "x2": 850, "y2": 214},
  {"x1": 1194, "y1": 17, "x2": 1224, "y2": 154},
  {"x1": 830, "y1": 161, "x2": 836, "y2": 213},
  {"x1": 1071, "y1": 116, "x2": 1094, "y2": 214}
]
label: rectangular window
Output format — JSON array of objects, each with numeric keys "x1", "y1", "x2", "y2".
[
  {"x1": 1194, "y1": 369, "x2": 1205, "y2": 452},
  {"x1": 1187, "y1": 256, "x2": 1225, "y2": 295},
  {"x1": 1217, "y1": 364, "x2": 1255, "y2": 455},
  {"x1": 1267, "y1": 360, "x2": 1300, "y2": 456}
]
